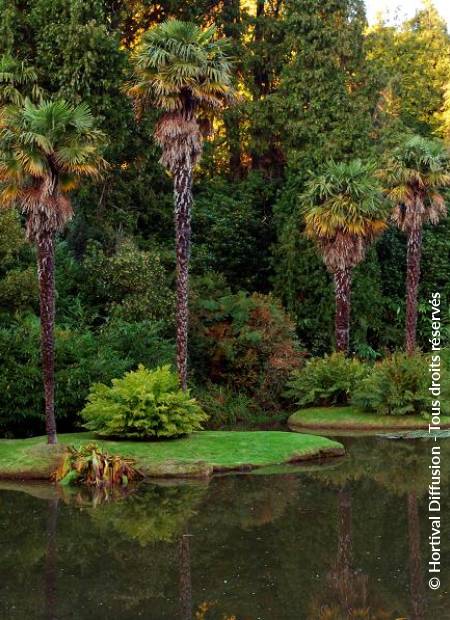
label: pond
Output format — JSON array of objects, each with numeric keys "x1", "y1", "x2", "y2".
[{"x1": 1, "y1": 436, "x2": 448, "y2": 619}]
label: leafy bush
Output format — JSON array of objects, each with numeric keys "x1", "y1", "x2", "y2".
[
  {"x1": 353, "y1": 352, "x2": 450, "y2": 417},
  {"x1": 0, "y1": 317, "x2": 174, "y2": 437},
  {"x1": 81, "y1": 240, "x2": 175, "y2": 323},
  {"x1": 196, "y1": 384, "x2": 257, "y2": 429},
  {"x1": 81, "y1": 365, "x2": 207, "y2": 439},
  {"x1": 56, "y1": 443, "x2": 142, "y2": 487},
  {"x1": 190, "y1": 291, "x2": 302, "y2": 410},
  {"x1": 286, "y1": 353, "x2": 368, "y2": 407},
  {"x1": 196, "y1": 383, "x2": 289, "y2": 429},
  {"x1": 0, "y1": 211, "x2": 38, "y2": 319},
  {"x1": 0, "y1": 266, "x2": 38, "y2": 318}
]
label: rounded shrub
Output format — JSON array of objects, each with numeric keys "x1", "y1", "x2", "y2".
[
  {"x1": 352, "y1": 352, "x2": 450, "y2": 417},
  {"x1": 81, "y1": 365, "x2": 207, "y2": 439},
  {"x1": 286, "y1": 353, "x2": 368, "y2": 407},
  {"x1": 190, "y1": 290, "x2": 302, "y2": 410}
]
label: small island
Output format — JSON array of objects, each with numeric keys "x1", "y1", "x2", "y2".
[
  {"x1": 0, "y1": 431, "x2": 345, "y2": 480},
  {"x1": 288, "y1": 406, "x2": 450, "y2": 432}
]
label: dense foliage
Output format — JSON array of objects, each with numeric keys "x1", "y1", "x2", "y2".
[
  {"x1": 353, "y1": 352, "x2": 450, "y2": 417},
  {"x1": 0, "y1": 318, "x2": 174, "y2": 437},
  {"x1": 286, "y1": 353, "x2": 368, "y2": 407},
  {"x1": 0, "y1": 1, "x2": 449, "y2": 434},
  {"x1": 190, "y1": 289, "x2": 302, "y2": 410},
  {"x1": 81, "y1": 365, "x2": 207, "y2": 439}
]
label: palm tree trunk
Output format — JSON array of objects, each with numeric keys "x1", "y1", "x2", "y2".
[
  {"x1": 334, "y1": 268, "x2": 352, "y2": 354},
  {"x1": 406, "y1": 227, "x2": 422, "y2": 355},
  {"x1": 37, "y1": 231, "x2": 57, "y2": 444},
  {"x1": 174, "y1": 162, "x2": 193, "y2": 391}
]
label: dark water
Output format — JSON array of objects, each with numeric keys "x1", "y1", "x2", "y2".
[{"x1": 1, "y1": 436, "x2": 449, "y2": 619}]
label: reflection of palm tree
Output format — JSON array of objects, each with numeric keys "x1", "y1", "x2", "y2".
[
  {"x1": 407, "y1": 492, "x2": 425, "y2": 620},
  {"x1": 179, "y1": 533, "x2": 193, "y2": 620},
  {"x1": 308, "y1": 480, "x2": 395, "y2": 619},
  {"x1": 45, "y1": 498, "x2": 58, "y2": 620},
  {"x1": 326, "y1": 487, "x2": 369, "y2": 618}
]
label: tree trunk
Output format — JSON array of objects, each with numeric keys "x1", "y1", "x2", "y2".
[
  {"x1": 174, "y1": 162, "x2": 193, "y2": 391},
  {"x1": 334, "y1": 268, "x2": 352, "y2": 354},
  {"x1": 37, "y1": 231, "x2": 57, "y2": 444},
  {"x1": 405, "y1": 227, "x2": 422, "y2": 355}
]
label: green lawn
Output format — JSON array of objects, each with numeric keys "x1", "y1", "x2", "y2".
[
  {"x1": 0, "y1": 431, "x2": 344, "y2": 480},
  {"x1": 288, "y1": 406, "x2": 450, "y2": 431}
]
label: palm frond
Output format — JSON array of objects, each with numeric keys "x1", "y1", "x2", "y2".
[
  {"x1": 128, "y1": 19, "x2": 235, "y2": 116},
  {"x1": 381, "y1": 135, "x2": 450, "y2": 231},
  {"x1": 302, "y1": 159, "x2": 388, "y2": 271},
  {"x1": 0, "y1": 98, "x2": 106, "y2": 239}
]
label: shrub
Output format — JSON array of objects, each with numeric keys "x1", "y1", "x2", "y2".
[
  {"x1": 352, "y1": 352, "x2": 450, "y2": 417},
  {"x1": 0, "y1": 317, "x2": 174, "y2": 437},
  {"x1": 81, "y1": 365, "x2": 207, "y2": 439},
  {"x1": 190, "y1": 291, "x2": 302, "y2": 410},
  {"x1": 196, "y1": 384, "x2": 257, "y2": 429},
  {"x1": 196, "y1": 383, "x2": 289, "y2": 429},
  {"x1": 81, "y1": 240, "x2": 175, "y2": 323},
  {"x1": 286, "y1": 353, "x2": 368, "y2": 407},
  {"x1": 0, "y1": 210, "x2": 38, "y2": 319},
  {"x1": 56, "y1": 443, "x2": 142, "y2": 487}
]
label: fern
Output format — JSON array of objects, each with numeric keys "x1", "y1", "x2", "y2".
[
  {"x1": 81, "y1": 365, "x2": 208, "y2": 439},
  {"x1": 286, "y1": 353, "x2": 367, "y2": 406},
  {"x1": 352, "y1": 352, "x2": 450, "y2": 417}
]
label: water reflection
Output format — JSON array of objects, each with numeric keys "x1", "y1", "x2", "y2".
[
  {"x1": 44, "y1": 498, "x2": 58, "y2": 620},
  {"x1": 179, "y1": 533, "x2": 193, "y2": 620},
  {"x1": 408, "y1": 492, "x2": 425, "y2": 620},
  {"x1": 1, "y1": 437, "x2": 449, "y2": 619}
]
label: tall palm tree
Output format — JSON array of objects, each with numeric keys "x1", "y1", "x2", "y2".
[
  {"x1": 127, "y1": 20, "x2": 235, "y2": 390},
  {"x1": 380, "y1": 136, "x2": 450, "y2": 354},
  {"x1": 0, "y1": 99, "x2": 106, "y2": 443},
  {"x1": 302, "y1": 160, "x2": 387, "y2": 353}
]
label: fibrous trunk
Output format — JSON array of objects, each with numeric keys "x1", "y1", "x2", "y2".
[
  {"x1": 405, "y1": 227, "x2": 422, "y2": 355},
  {"x1": 334, "y1": 268, "x2": 352, "y2": 354},
  {"x1": 174, "y1": 162, "x2": 193, "y2": 391},
  {"x1": 37, "y1": 231, "x2": 57, "y2": 444}
]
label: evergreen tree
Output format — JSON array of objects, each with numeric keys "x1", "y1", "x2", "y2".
[{"x1": 365, "y1": 2, "x2": 450, "y2": 136}]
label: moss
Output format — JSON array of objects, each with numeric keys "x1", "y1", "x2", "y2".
[
  {"x1": 0, "y1": 430, "x2": 344, "y2": 480},
  {"x1": 288, "y1": 406, "x2": 450, "y2": 431}
]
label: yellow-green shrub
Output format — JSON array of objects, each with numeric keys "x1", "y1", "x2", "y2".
[{"x1": 81, "y1": 365, "x2": 207, "y2": 439}]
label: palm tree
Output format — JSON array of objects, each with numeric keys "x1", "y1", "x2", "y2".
[
  {"x1": 127, "y1": 20, "x2": 235, "y2": 390},
  {"x1": 380, "y1": 136, "x2": 450, "y2": 354},
  {"x1": 0, "y1": 55, "x2": 43, "y2": 106},
  {"x1": 0, "y1": 99, "x2": 106, "y2": 443},
  {"x1": 302, "y1": 160, "x2": 387, "y2": 353}
]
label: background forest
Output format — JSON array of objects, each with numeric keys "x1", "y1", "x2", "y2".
[{"x1": 1, "y1": 0, "x2": 450, "y2": 436}]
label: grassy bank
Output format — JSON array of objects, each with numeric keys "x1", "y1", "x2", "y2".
[
  {"x1": 288, "y1": 406, "x2": 450, "y2": 432},
  {"x1": 0, "y1": 431, "x2": 344, "y2": 480}
]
